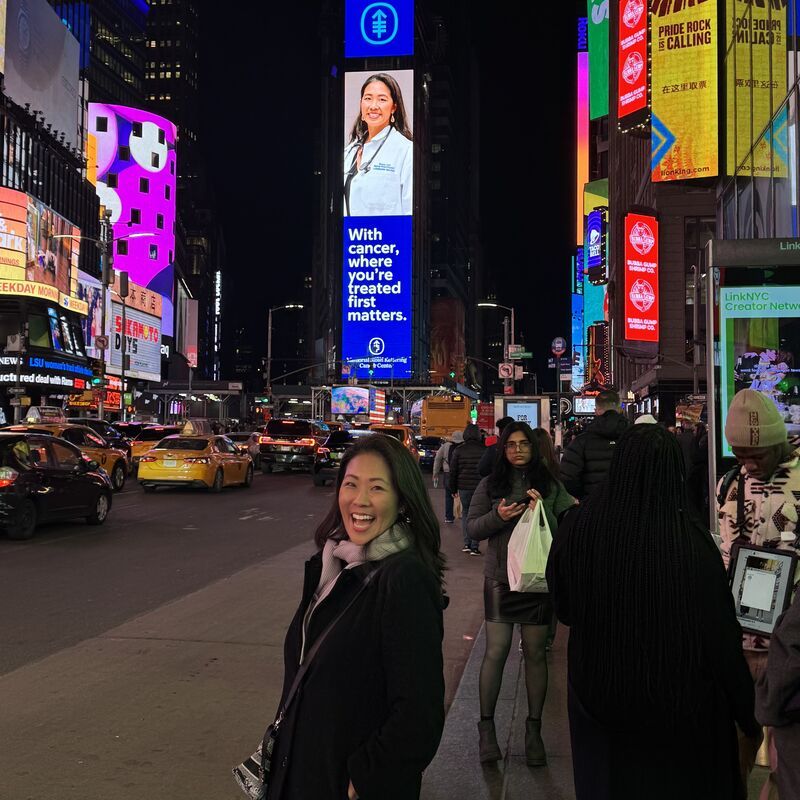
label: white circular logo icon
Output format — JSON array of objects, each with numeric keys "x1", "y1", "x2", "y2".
[
  {"x1": 630, "y1": 279, "x2": 656, "y2": 312},
  {"x1": 623, "y1": 0, "x2": 644, "y2": 28},
  {"x1": 368, "y1": 337, "x2": 385, "y2": 356},
  {"x1": 622, "y1": 52, "x2": 644, "y2": 85},
  {"x1": 629, "y1": 221, "x2": 655, "y2": 255}
]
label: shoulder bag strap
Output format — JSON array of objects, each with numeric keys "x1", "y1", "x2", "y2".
[{"x1": 273, "y1": 562, "x2": 382, "y2": 730}]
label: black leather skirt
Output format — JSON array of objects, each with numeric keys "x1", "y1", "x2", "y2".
[{"x1": 483, "y1": 577, "x2": 553, "y2": 625}]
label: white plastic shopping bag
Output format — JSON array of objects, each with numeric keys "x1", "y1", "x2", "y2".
[{"x1": 506, "y1": 502, "x2": 552, "y2": 593}]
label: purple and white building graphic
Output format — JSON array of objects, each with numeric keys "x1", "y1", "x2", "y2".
[{"x1": 88, "y1": 104, "x2": 177, "y2": 336}]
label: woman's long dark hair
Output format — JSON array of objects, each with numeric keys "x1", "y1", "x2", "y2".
[
  {"x1": 314, "y1": 434, "x2": 445, "y2": 587},
  {"x1": 348, "y1": 73, "x2": 413, "y2": 145},
  {"x1": 564, "y1": 424, "x2": 703, "y2": 723},
  {"x1": 532, "y1": 427, "x2": 560, "y2": 479},
  {"x1": 488, "y1": 421, "x2": 555, "y2": 499}
]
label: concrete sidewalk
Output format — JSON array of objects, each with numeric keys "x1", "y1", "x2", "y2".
[{"x1": 422, "y1": 623, "x2": 575, "y2": 800}]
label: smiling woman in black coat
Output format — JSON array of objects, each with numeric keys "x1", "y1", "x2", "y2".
[{"x1": 262, "y1": 434, "x2": 446, "y2": 800}]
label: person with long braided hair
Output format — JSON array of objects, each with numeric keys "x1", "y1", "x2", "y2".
[{"x1": 546, "y1": 424, "x2": 762, "y2": 800}]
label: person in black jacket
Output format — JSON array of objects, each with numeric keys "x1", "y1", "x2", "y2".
[
  {"x1": 448, "y1": 424, "x2": 486, "y2": 556},
  {"x1": 261, "y1": 434, "x2": 446, "y2": 800},
  {"x1": 559, "y1": 389, "x2": 629, "y2": 502},
  {"x1": 546, "y1": 425, "x2": 762, "y2": 800},
  {"x1": 478, "y1": 416, "x2": 514, "y2": 478}
]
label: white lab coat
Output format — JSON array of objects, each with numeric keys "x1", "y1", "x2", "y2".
[{"x1": 344, "y1": 126, "x2": 413, "y2": 216}]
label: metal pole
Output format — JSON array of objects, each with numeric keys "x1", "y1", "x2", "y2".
[
  {"x1": 98, "y1": 211, "x2": 111, "y2": 420},
  {"x1": 187, "y1": 365, "x2": 192, "y2": 419},
  {"x1": 503, "y1": 315, "x2": 510, "y2": 393},
  {"x1": 510, "y1": 307, "x2": 515, "y2": 347},
  {"x1": 12, "y1": 325, "x2": 25, "y2": 422},
  {"x1": 121, "y1": 297, "x2": 127, "y2": 422},
  {"x1": 266, "y1": 307, "x2": 273, "y2": 398}
]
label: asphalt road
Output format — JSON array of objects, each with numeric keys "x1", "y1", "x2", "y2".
[{"x1": 0, "y1": 471, "x2": 338, "y2": 676}]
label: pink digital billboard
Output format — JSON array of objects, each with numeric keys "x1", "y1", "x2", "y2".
[{"x1": 88, "y1": 104, "x2": 177, "y2": 335}]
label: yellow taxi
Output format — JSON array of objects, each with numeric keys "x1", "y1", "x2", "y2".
[
  {"x1": 368, "y1": 424, "x2": 420, "y2": 462},
  {"x1": 3, "y1": 423, "x2": 130, "y2": 491},
  {"x1": 137, "y1": 434, "x2": 254, "y2": 492},
  {"x1": 129, "y1": 425, "x2": 183, "y2": 470}
]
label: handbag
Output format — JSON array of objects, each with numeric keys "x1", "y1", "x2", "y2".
[
  {"x1": 233, "y1": 563, "x2": 383, "y2": 799},
  {"x1": 506, "y1": 502, "x2": 552, "y2": 593},
  {"x1": 453, "y1": 494, "x2": 463, "y2": 519}
]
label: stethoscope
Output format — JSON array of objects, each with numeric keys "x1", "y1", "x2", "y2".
[{"x1": 344, "y1": 126, "x2": 394, "y2": 215}]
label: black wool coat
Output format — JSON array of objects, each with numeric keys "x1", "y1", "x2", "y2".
[
  {"x1": 265, "y1": 549, "x2": 445, "y2": 800},
  {"x1": 448, "y1": 439, "x2": 486, "y2": 494},
  {"x1": 559, "y1": 411, "x2": 629, "y2": 502}
]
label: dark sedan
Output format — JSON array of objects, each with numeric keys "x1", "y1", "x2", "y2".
[
  {"x1": 0, "y1": 432, "x2": 113, "y2": 540},
  {"x1": 312, "y1": 429, "x2": 374, "y2": 487},
  {"x1": 415, "y1": 436, "x2": 443, "y2": 470},
  {"x1": 68, "y1": 416, "x2": 133, "y2": 459}
]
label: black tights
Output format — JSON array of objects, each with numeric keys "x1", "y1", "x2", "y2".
[{"x1": 478, "y1": 621, "x2": 549, "y2": 720}]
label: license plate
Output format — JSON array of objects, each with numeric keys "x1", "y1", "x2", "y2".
[
  {"x1": 279, "y1": 445, "x2": 291, "y2": 451},
  {"x1": 163, "y1": 459, "x2": 177, "y2": 468}
]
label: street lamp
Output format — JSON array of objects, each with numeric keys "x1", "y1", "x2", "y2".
[
  {"x1": 51, "y1": 221, "x2": 156, "y2": 420},
  {"x1": 477, "y1": 301, "x2": 517, "y2": 393},
  {"x1": 266, "y1": 304, "x2": 304, "y2": 399}
]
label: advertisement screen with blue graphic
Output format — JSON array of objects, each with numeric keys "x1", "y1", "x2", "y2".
[
  {"x1": 342, "y1": 216, "x2": 412, "y2": 379},
  {"x1": 345, "y1": 0, "x2": 414, "y2": 58}
]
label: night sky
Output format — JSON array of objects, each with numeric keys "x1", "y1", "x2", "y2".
[{"x1": 198, "y1": 2, "x2": 578, "y2": 389}]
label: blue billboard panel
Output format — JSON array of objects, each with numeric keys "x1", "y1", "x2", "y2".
[
  {"x1": 345, "y1": 0, "x2": 414, "y2": 58},
  {"x1": 571, "y1": 292, "x2": 585, "y2": 391},
  {"x1": 342, "y1": 215, "x2": 412, "y2": 379}
]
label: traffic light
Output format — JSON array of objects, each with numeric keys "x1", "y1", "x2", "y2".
[{"x1": 89, "y1": 357, "x2": 106, "y2": 388}]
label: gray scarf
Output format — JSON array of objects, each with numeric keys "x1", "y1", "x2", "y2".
[{"x1": 313, "y1": 523, "x2": 411, "y2": 609}]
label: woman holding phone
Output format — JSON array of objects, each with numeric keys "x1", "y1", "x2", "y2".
[{"x1": 467, "y1": 421, "x2": 575, "y2": 766}]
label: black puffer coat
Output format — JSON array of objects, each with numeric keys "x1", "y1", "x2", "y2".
[
  {"x1": 265, "y1": 549, "x2": 445, "y2": 800},
  {"x1": 559, "y1": 411, "x2": 629, "y2": 502},
  {"x1": 447, "y1": 425, "x2": 486, "y2": 494}
]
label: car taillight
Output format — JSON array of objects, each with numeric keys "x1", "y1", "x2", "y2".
[
  {"x1": 184, "y1": 457, "x2": 211, "y2": 464},
  {"x1": 0, "y1": 467, "x2": 18, "y2": 488},
  {"x1": 298, "y1": 438, "x2": 316, "y2": 447},
  {"x1": 317, "y1": 447, "x2": 330, "y2": 456},
  {"x1": 139, "y1": 456, "x2": 157, "y2": 463},
  {"x1": 259, "y1": 436, "x2": 274, "y2": 444}
]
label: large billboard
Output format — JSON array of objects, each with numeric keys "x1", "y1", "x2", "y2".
[
  {"x1": 617, "y1": 0, "x2": 647, "y2": 119},
  {"x1": 571, "y1": 291, "x2": 585, "y2": 391},
  {"x1": 588, "y1": 0, "x2": 609, "y2": 119},
  {"x1": 5, "y1": 0, "x2": 79, "y2": 149},
  {"x1": 88, "y1": 104, "x2": 177, "y2": 335},
  {"x1": 345, "y1": 0, "x2": 414, "y2": 58},
  {"x1": 726, "y1": 0, "x2": 788, "y2": 177},
  {"x1": 651, "y1": 0, "x2": 719, "y2": 181},
  {"x1": 624, "y1": 213, "x2": 659, "y2": 342},
  {"x1": 577, "y1": 21, "x2": 589, "y2": 246},
  {"x1": 108, "y1": 301, "x2": 161, "y2": 383},
  {"x1": 429, "y1": 297, "x2": 465, "y2": 383},
  {"x1": 342, "y1": 69, "x2": 413, "y2": 380},
  {"x1": 719, "y1": 285, "x2": 800, "y2": 457},
  {"x1": 0, "y1": 187, "x2": 86, "y2": 314}
]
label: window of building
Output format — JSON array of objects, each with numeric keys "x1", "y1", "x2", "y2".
[
  {"x1": 149, "y1": 244, "x2": 158, "y2": 260},
  {"x1": 119, "y1": 145, "x2": 130, "y2": 160},
  {"x1": 158, "y1": 128, "x2": 165, "y2": 144},
  {"x1": 117, "y1": 239, "x2": 128, "y2": 255},
  {"x1": 170, "y1": 161, "x2": 175, "y2": 175},
  {"x1": 151, "y1": 152, "x2": 160, "y2": 168},
  {"x1": 96, "y1": 116, "x2": 108, "y2": 132},
  {"x1": 165, "y1": 185, "x2": 171, "y2": 200},
  {"x1": 139, "y1": 177, "x2": 149, "y2": 193},
  {"x1": 107, "y1": 173, "x2": 118, "y2": 188},
  {"x1": 132, "y1": 121, "x2": 142, "y2": 137},
  {"x1": 156, "y1": 213, "x2": 164, "y2": 229},
  {"x1": 130, "y1": 208, "x2": 141, "y2": 224}
]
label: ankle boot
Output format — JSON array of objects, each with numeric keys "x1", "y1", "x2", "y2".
[
  {"x1": 525, "y1": 718, "x2": 546, "y2": 766},
  {"x1": 477, "y1": 719, "x2": 502, "y2": 763}
]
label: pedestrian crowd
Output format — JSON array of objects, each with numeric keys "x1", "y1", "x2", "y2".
[{"x1": 234, "y1": 387, "x2": 800, "y2": 800}]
